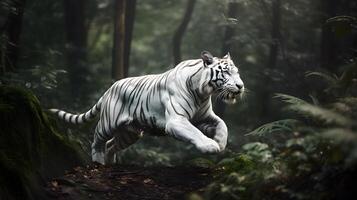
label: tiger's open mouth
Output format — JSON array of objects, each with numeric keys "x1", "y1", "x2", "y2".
[
  {"x1": 218, "y1": 90, "x2": 243, "y2": 104},
  {"x1": 223, "y1": 91, "x2": 239, "y2": 104}
]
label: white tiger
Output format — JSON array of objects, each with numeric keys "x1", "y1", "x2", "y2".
[{"x1": 50, "y1": 51, "x2": 244, "y2": 165}]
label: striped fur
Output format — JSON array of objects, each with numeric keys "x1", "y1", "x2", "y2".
[
  {"x1": 49, "y1": 97, "x2": 103, "y2": 124},
  {"x1": 50, "y1": 51, "x2": 244, "y2": 165}
]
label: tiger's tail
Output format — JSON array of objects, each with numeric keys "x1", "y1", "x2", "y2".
[{"x1": 49, "y1": 97, "x2": 103, "y2": 125}]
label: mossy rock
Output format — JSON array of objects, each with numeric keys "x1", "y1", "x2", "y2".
[{"x1": 0, "y1": 86, "x2": 88, "y2": 200}]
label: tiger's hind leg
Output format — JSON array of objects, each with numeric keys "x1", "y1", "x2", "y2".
[
  {"x1": 104, "y1": 128, "x2": 143, "y2": 165},
  {"x1": 91, "y1": 122, "x2": 113, "y2": 165},
  {"x1": 91, "y1": 133, "x2": 106, "y2": 165}
]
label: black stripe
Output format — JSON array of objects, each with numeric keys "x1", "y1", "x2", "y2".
[
  {"x1": 182, "y1": 95, "x2": 193, "y2": 111},
  {"x1": 81, "y1": 114, "x2": 86, "y2": 123},
  {"x1": 149, "y1": 116, "x2": 156, "y2": 127},
  {"x1": 140, "y1": 103, "x2": 148, "y2": 124},
  {"x1": 129, "y1": 78, "x2": 150, "y2": 114},
  {"x1": 112, "y1": 81, "x2": 125, "y2": 118},
  {"x1": 75, "y1": 115, "x2": 79, "y2": 124},
  {"x1": 127, "y1": 78, "x2": 146, "y2": 113},
  {"x1": 62, "y1": 113, "x2": 68, "y2": 121},
  {"x1": 96, "y1": 128, "x2": 106, "y2": 142},
  {"x1": 133, "y1": 79, "x2": 150, "y2": 115},
  {"x1": 201, "y1": 102, "x2": 210, "y2": 115},
  {"x1": 169, "y1": 96, "x2": 185, "y2": 117},
  {"x1": 187, "y1": 67, "x2": 203, "y2": 106},
  {"x1": 115, "y1": 78, "x2": 134, "y2": 125},
  {"x1": 177, "y1": 101, "x2": 191, "y2": 118},
  {"x1": 90, "y1": 108, "x2": 95, "y2": 117},
  {"x1": 146, "y1": 94, "x2": 150, "y2": 111}
]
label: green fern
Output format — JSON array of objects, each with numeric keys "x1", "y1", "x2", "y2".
[
  {"x1": 321, "y1": 128, "x2": 357, "y2": 143},
  {"x1": 274, "y1": 93, "x2": 355, "y2": 126},
  {"x1": 288, "y1": 103, "x2": 354, "y2": 127},
  {"x1": 274, "y1": 93, "x2": 308, "y2": 105},
  {"x1": 338, "y1": 97, "x2": 357, "y2": 107},
  {"x1": 306, "y1": 71, "x2": 339, "y2": 85},
  {"x1": 245, "y1": 119, "x2": 300, "y2": 136},
  {"x1": 326, "y1": 15, "x2": 357, "y2": 24},
  {"x1": 321, "y1": 128, "x2": 357, "y2": 167}
]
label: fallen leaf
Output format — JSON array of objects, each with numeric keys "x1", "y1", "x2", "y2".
[
  {"x1": 51, "y1": 181, "x2": 58, "y2": 188},
  {"x1": 143, "y1": 178, "x2": 153, "y2": 184}
]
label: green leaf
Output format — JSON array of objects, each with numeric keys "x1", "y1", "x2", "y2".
[
  {"x1": 338, "y1": 97, "x2": 357, "y2": 107},
  {"x1": 326, "y1": 15, "x2": 357, "y2": 37},
  {"x1": 242, "y1": 142, "x2": 273, "y2": 163},
  {"x1": 306, "y1": 71, "x2": 339, "y2": 85},
  {"x1": 288, "y1": 103, "x2": 354, "y2": 127},
  {"x1": 274, "y1": 93, "x2": 308, "y2": 105},
  {"x1": 245, "y1": 119, "x2": 300, "y2": 136},
  {"x1": 242, "y1": 142, "x2": 269, "y2": 152},
  {"x1": 321, "y1": 128, "x2": 357, "y2": 143}
]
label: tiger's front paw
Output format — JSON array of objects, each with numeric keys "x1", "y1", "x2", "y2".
[
  {"x1": 196, "y1": 139, "x2": 220, "y2": 153},
  {"x1": 214, "y1": 136, "x2": 227, "y2": 152}
]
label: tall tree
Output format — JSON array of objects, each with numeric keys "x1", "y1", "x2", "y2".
[
  {"x1": 172, "y1": 0, "x2": 196, "y2": 65},
  {"x1": 320, "y1": 0, "x2": 357, "y2": 72},
  {"x1": 0, "y1": 0, "x2": 26, "y2": 75},
  {"x1": 112, "y1": 0, "x2": 136, "y2": 80},
  {"x1": 214, "y1": 1, "x2": 240, "y2": 118},
  {"x1": 268, "y1": 0, "x2": 281, "y2": 70},
  {"x1": 320, "y1": 0, "x2": 338, "y2": 72},
  {"x1": 256, "y1": 0, "x2": 282, "y2": 121},
  {"x1": 63, "y1": 0, "x2": 89, "y2": 101}
]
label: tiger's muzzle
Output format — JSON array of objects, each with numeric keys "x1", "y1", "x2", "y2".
[{"x1": 220, "y1": 84, "x2": 244, "y2": 104}]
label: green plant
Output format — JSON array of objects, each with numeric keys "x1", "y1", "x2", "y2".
[{"x1": 202, "y1": 60, "x2": 357, "y2": 199}]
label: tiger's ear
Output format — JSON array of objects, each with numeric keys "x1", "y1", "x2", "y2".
[
  {"x1": 201, "y1": 51, "x2": 213, "y2": 66},
  {"x1": 223, "y1": 52, "x2": 231, "y2": 60}
]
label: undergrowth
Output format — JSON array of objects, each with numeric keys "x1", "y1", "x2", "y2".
[{"x1": 190, "y1": 62, "x2": 357, "y2": 200}]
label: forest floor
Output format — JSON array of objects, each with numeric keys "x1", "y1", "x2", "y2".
[{"x1": 44, "y1": 163, "x2": 212, "y2": 200}]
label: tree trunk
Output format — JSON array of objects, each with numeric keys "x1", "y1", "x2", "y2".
[
  {"x1": 320, "y1": 0, "x2": 338, "y2": 72},
  {"x1": 172, "y1": 0, "x2": 196, "y2": 65},
  {"x1": 268, "y1": 0, "x2": 281, "y2": 69},
  {"x1": 63, "y1": 0, "x2": 89, "y2": 100},
  {"x1": 258, "y1": 0, "x2": 281, "y2": 121},
  {"x1": 0, "y1": 0, "x2": 26, "y2": 75},
  {"x1": 112, "y1": 0, "x2": 136, "y2": 80},
  {"x1": 214, "y1": 1, "x2": 240, "y2": 118},
  {"x1": 124, "y1": 0, "x2": 136, "y2": 77}
]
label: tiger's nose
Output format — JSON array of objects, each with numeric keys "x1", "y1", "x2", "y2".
[{"x1": 236, "y1": 83, "x2": 244, "y2": 90}]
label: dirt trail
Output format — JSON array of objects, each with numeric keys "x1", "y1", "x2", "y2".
[{"x1": 45, "y1": 164, "x2": 212, "y2": 200}]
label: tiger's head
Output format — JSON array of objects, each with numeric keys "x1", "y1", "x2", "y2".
[{"x1": 201, "y1": 51, "x2": 244, "y2": 104}]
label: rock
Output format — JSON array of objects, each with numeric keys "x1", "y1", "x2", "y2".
[{"x1": 0, "y1": 86, "x2": 89, "y2": 200}]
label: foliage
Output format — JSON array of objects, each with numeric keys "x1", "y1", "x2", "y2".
[
  {"x1": 199, "y1": 63, "x2": 357, "y2": 199},
  {"x1": 0, "y1": 65, "x2": 66, "y2": 91},
  {"x1": 0, "y1": 86, "x2": 88, "y2": 199},
  {"x1": 1, "y1": 0, "x2": 356, "y2": 199},
  {"x1": 246, "y1": 119, "x2": 300, "y2": 136},
  {"x1": 205, "y1": 142, "x2": 279, "y2": 200},
  {"x1": 325, "y1": 15, "x2": 357, "y2": 38}
]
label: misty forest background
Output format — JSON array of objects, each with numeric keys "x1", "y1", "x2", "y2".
[{"x1": 1, "y1": 0, "x2": 357, "y2": 199}]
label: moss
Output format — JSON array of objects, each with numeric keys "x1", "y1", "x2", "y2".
[{"x1": 0, "y1": 86, "x2": 88, "y2": 200}]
